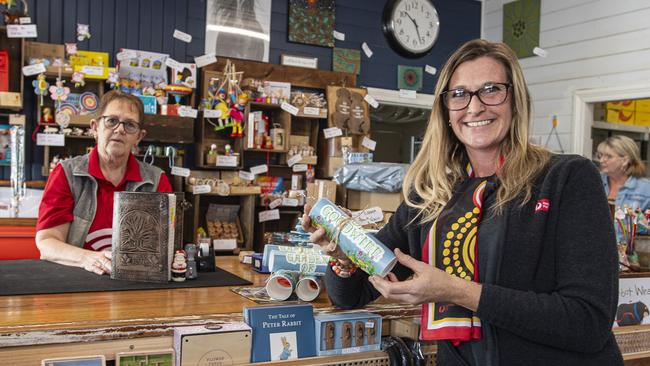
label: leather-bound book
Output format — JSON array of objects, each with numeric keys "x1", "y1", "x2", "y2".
[{"x1": 111, "y1": 192, "x2": 176, "y2": 283}]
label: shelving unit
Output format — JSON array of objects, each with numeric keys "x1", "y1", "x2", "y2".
[{"x1": 0, "y1": 26, "x2": 24, "y2": 111}]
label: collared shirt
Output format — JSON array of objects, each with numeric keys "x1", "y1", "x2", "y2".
[
  {"x1": 37, "y1": 147, "x2": 172, "y2": 250},
  {"x1": 601, "y1": 173, "x2": 650, "y2": 211}
]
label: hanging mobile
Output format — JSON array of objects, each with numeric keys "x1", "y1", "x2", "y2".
[{"x1": 544, "y1": 115, "x2": 564, "y2": 153}]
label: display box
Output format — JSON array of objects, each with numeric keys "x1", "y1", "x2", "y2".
[
  {"x1": 69, "y1": 50, "x2": 110, "y2": 79},
  {"x1": 173, "y1": 322, "x2": 252, "y2": 366},
  {"x1": 0, "y1": 91, "x2": 21, "y2": 108},
  {"x1": 347, "y1": 190, "x2": 403, "y2": 212},
  {"x1": 306, "y1": 179, "x2": 338, "y2": 208},
  {"x1": 636, "y1": 99, "x2": 650, "y2": 113},
  {"x1": 606, "y1": 109, "x2": 635, "y2": 125},
  {"x1": 606, "y1": 100, "x2": 636, "y2": 111},
  {"x1": 318, "y1": 156, "x2": 345, "y2": 178},
  {"x1": 314, "y1": 312, "x2": 381, "y2": 356},
  {"x1": 636, "y1": 112, "x2": 650, "y2": 127},
  {"x1": 24, "y1": 41, "x2": 64, "y2": 63}
]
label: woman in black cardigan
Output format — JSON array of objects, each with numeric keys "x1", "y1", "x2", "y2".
[{"x1": 303, "y1": 39, "x2": 622, "y2": 365}]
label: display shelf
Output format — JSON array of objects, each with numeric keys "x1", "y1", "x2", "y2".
[
  {"x1": 142, "y1": 114, "x2": 194, "y2": 143},
  {"x1": 592, "y1": 121, "x2": 650, "y2": 135},
  {"x1": 244, "y1": 147, "x2": 290, "y2": 153}
]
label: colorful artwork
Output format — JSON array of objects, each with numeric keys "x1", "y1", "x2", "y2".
[
  {"x1": 288, "y1": 0, "x2": 335, "y2": 48},
  {"x1": 503, "y1": 0, "x2": 541, "y2": 58},
  {"x1": 332, "y1": 48, "x2": 360, "y2": 75},
  {"x1": 397, "y1": 65, "x2": 423, "y2": 91}
]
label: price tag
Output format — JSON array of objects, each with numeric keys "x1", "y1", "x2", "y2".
[
  {"x1": 203, "y1": 109, "x2": 221, "y2": 118},
  {"x1": 362, "y1": 136, "x2": 377, "y2": 151},
  {"x1": 239, "y1": 170, "x2": 255, "y2": 181},
  {"x1": 192, "y1": 184, "x2": 212, "y2": 194},
  {"x1": 365, "y1": 321, "x2": 375, "y2": 328},
  {"x1": 216, "y1": 155, "x2": 238, "y2": 167},
  {"x1": 36, "y1": 133, "x2": 65, "y2": 146},
  {"x1": 342, "y1": 347, "x2": 362, "y2": 355},
  {"x1": 250, "y1": 164, "x2": 268, "y2": 175},
  {"x1": 425, "y1": 64, "x2": 437, "y2": 75},
  {"x1": 116, "y1": 49, "x2": 137, "y2": 61},
  {"x1": 0, "y1": 201, "x2": 9, "y2": 210},
  {"x1": 178, "y1": 106, "x2": 198, "y2": 118},
  {"x1": 333, "y1": 30, "x2": 346, "y2": 41},
  {"x1": 282, "y1": 198, "x2": 299, "y2": 207},
  {"x1": 292, "y1": 164, "x2": 308, "y2": 172},
  {"x1": 303, "y1": 107, "x2": 320, "y2": 116},
  {"x1": 533, "y1": 46, "x2": 548, "y2": 58},
  {"x1": 195, "y1": 53, "x2": 217, "y2": 68},
  {"x1": 362, "y1": 42, "x2": 373, "y2": 58},
  {"x1": 19, "y1": 17, "x2": 31, "y2": 24},
  {"x1": 364, "y1": 94, "x2": 379, "y2": 109},
  {"x1": 165, "y1": 57, "x2": 182, "y2": 70},
  {"x1": 352, "y1": 207, "x2": 384, "y2": 225},
  {"x1": 287, "y1": 154, "x2": 303, "y2": 167},
  {"x1": 6, "y1": 24, "x2": 37, "y2": 38},
  {"x1": 173, "y1": 29, "x2": 192, "y2": 43},
  {"x1": 281, "y1": 102, "x2": 299, "y2": 116},
  {"x1": 269, "y1": 198, "x2": 283, "y2": 209},
  {"x1": 22, "y1": 63, "x2": 46, "y2": 76},
  {"x1": 259, "y1": 209, "x2": 280, "y2": 222},
  {"x1": 323, "y1": 127, "x2": 343, "y2": 139},
  {"x1": 171, "y1": 166, "x2": 190, "y2": 177},
  {"x1": 213, "y1": 239, "x2": 237, "y2": 250},
  {"x1": 81, "y1": 66, "x2": 105, "y2": 76},
  {"x1": 399, "y1": 89, "x2": 417, "y2": 99}
]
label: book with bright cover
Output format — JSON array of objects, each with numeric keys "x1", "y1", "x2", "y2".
[
  {"x1": 111, "y1": 192, "x2": 176, "y2": 283},
  {"x1": 243, "y1": 304, "x2": 316, "y2": 362}
]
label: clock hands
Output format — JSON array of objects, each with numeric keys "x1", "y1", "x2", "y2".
[{"x1": 404, "y1": 12, "x2": 422, "y2": 43}]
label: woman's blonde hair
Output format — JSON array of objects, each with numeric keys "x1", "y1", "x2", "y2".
[
  {"x1": 402, "y1": 39, "x2": 551, "y2": 224},
  {"x1": 597, "y1": 135, "x2": 646, "y2": 177}
]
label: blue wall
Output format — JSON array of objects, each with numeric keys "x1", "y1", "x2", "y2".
[{"x1": 3, "y1": 0, "x2": 481, "y2": 180}]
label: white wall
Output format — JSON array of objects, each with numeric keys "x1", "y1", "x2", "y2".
[{"x1": 482, "y1": 0, "x2": 650, "y2": 154}]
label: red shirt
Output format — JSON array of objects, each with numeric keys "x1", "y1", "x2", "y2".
[{"x1": 37, "y1": 147, "x2": 173, "y2": 251}]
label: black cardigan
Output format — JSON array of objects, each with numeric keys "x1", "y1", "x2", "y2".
[{"x1": 325, "y1": 154, "x2": 623, "y2": 365}]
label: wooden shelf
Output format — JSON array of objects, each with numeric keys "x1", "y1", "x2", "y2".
[
  {"x1": 593, "y1": 121, "x2": 650, "y2": 134},
  {"x1": 142, "y1": 114, "x2": 195, "y2": 143},
  {"x1": 244, "y1": 148, "x2": 289, "y2": 153}
]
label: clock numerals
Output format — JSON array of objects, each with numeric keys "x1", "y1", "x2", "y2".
[{"x1": 383, "y1": 0, "x2": 439, "y2": 57}]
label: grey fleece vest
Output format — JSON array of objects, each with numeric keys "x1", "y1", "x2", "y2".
[{"x1": 60, "y1": 153, "x2": 163, "y2": 247}]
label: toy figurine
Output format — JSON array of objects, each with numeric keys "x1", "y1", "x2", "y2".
[
  {"x1": 77, "y1": 23, "x2": 91, "y2": 41},
  {"x1": 224, "y1": 144, "x2": 233, "y2": 156},
  {"x1": 71, "y1": 72, "x2": 85, "y2": 88},
  {"x1": 206, "y1": 143, "x2": 217, "y2": 165},
  {"x1": 214, "y1": 98, "x2": 230, "y2": 129},
  {"x1": 41, "y1": 107, "x2": 54, "y2": 124},
  {"x1": 171, "y1": 250, "x2": 187, "y2": 282},
  {"x1": 32, "y1": 74, "x2": 49, "y2": 106},
  {"x1": 106, "y1": 70, "x2": 119, "y2": 90},
  {"x1": 65, "y1": 43, "x2": 78, "y2": 55},
  {"x1": 49, "y1": 79, "x2": 70, "y2": 105}
]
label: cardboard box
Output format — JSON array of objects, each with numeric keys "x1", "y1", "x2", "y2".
[
  {"x1": 24, "y1": 41, "x2": 64, "y2": 63},
  {"x1": 306, "y1": 179, "x2": 338, "y2": 208},
  {"x1": 636, "y1": 99, "x2": 650, "y2": 113},
  {"x1": 173, "y1": 323, "x2": 252, "y2": 366},
  {"x1": 0, "y1": 91, "x2": 21, "y2": 108},
  {"x1": 318, "y1": 156, "x2": 344, "y2": 178},
  {"x1": 606, "y1": 109, "x2": 635, "y2": 125},
  {"x1": 390, "y1": 317, "x2": 420, "y2": 340},
  {"x1": 347, "y1": 190, "x2": 403, "y2": 212},
  {"x1": 326, "y1": 136, "x2": 354, "y2": 157},
  {"x1": 606, "y1": 100, "x2": 636, "y2": 111},
  {"x1": 314, "y1": 312, "x2": 381, "y2": 356},
  {"x1": 636, "y1": 112, "x2": 650, "y2": 127}
]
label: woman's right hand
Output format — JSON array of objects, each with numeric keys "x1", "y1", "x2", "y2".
[
  {"x1": 81, "y1": 250, "x2": 112, "y2": 275},
  {"x1": 301, "y1": 205, "x2": 351, "y2": 264}
]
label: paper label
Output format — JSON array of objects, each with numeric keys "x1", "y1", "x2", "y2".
[
  {"x1": 281, "y1": 102, "x2": 299, "y2": 116},
  {"x1": 259, "y1": 209, "x2": 280, "y2": 222},
  {"x1": 362, "y1": 136, "x2": 377, "y2": 151},
  {"x1": 533, "y1": 46, "x2": 548, "y2": 58},
  {"x1": 213, "y1": 239, "x2": 237, "y2": 250},
  {"x1": 81, "y1": 65, "x2": 105, "y2": 76},
  {"x1": 19, "y1": 17, "x2": 31, "y2": 24},
  {"x1": 250, "y1": 164, "x2": 268, "y2": 175},
  {"x1": 399, "y1": 89, "x2": 417, "y2": 99},
  {"x1": 282, "y1": 198, "x2": 299, "y2": 207},
  {"x1": 342, "y1": 347, "x2": 362, "y2": 354},
  {"x1": 173, "y1": 29, "x2": 192, "y2": 43},
  {"x1": 352, "y1": 207, "x2": 384, "y2": 225},
  {"x1": 203, "y1": 109, "x2": 221, "y2": 118},
  {"x1": 216, "y1": 155, "x2": 238, "y2": 167},
  {"x1": 303, "y1": 107, "x2": 320, "y2": 116},
  {"x1": 6, "y1": 24, "x2": 37, "y2": 38},
  {"x1": 323, "y1": 127, "x2": 343, "y2": 139},
  {"x1": 193, "y1": 184, "x2": 212, "y2": 194},
  {"x1": 364, "y1": 94, "x2": 379, "y2": 109},
  {"x1": 165, "y1": 57, "x2": 182, "y2": 70},
  {"x1": 239, "y1": 170, "x2": 255, "y2": 181},
  {"x1": 365, "y1": 321, "x2": 375, "y2": 328},
  {"x1": 116, "y1": 50, "x2": 137, "y2": 61},
  {"x1": 36, "y1": 133, "x2": 65, "y2": 146},
  {"x1": 292, "y1": 163, "x2": 308, "y2": 172},
  {"x1": 195, "y1": 53, "x2": 217, "y2": 68},
  {"x1": 287, "y1": 154, "x2": 302, "y2": 167},
  {"x1": 333, "y1": 30, "x2": 346, "y2": 41},
  {"x1": 425, "y1": 64, "x2": 437, "y2": 75},
  {"x1": 22, "y1": 63, "x2": 46, "y2": 76},
  {"x1": 362, "y1": 42, "x2": 373, "y2": 58},
  {"x1": 0, "y1": 201, "x2": 9, "y2": 210},
  {"x1": 269, "y1": 198, "x2": 283, "y2": 209},
  {"x1": 178, "y1": 106, "x2": 198, "y2": 118},
  {"x1": 171, "y1": 166, "x2": 190, "y2": 177}
]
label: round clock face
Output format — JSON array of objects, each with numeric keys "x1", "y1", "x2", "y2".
[{"x1": 383, "y1": 0, "x2": 440, "y2": 58}]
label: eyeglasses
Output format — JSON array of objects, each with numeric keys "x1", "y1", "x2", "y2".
[
  {"x1": 100, "y1": 116, "x2": 141, "y2": 134},
  {"x1": 441, "y1": 83, "x2": 512, "y2": 111}
]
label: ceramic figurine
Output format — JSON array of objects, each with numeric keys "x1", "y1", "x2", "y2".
[{"x1": 171, "y1": 250, "x2": 187, "y2": 282}]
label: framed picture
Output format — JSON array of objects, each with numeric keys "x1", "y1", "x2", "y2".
[
  {"x1": 115, "y1": 349, "x2": 174, "y2": 366},
  {"x1": 280, "y1": 54, "x2": 318, "y2": 69},
  {"x1": 332, "y1": 48, "x2": 360, "y2": 75},
  {"x1": 397, "y1": 65, "x2": 423, "y2": 91},
  {"x1": 288, "y1": 0, "x2": 335, "y2": 47},
  {"x1": 205, "y1": 0, "x2": 272, "y2": 62},
  {"x1": 41, "y1": 355, "x2": 105, "y2": 366}
]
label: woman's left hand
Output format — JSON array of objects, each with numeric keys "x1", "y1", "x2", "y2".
[{"x1": 368, "y1": 248, "x2": 481, "y2": 310}]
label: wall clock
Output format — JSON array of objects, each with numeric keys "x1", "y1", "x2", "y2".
[{"x1": 382, "y1": 0, "x2": 440, "y2": 58}]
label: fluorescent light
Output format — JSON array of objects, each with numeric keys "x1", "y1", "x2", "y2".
[{"x1": 206, "y1": 24, "x2": 270, "y2": 41}]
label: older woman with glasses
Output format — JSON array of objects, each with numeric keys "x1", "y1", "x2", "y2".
[
  {"x1": 36, "y1": 90, "x2": 172, "y2": 275},
  {"x1": 597, "y1": 135, "x2": 650, "y2": 211},
  {"x1": 303, "y1": 39, "x2": 622, "y2": 365}
]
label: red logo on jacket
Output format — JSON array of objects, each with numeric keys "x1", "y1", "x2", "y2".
[{"x1": 535, "y1": 198, "x2": 550, "y2": 213}]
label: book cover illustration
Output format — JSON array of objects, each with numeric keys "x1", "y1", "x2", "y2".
[
  {"x1": 111, "y1": 192, "x2": 176, "y2": 283},
  {"x1": 243, "y1": 304, "x2": 316, "y2": 362}
]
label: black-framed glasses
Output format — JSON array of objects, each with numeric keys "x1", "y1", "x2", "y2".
[
  {"x1": 100, "y1": 115, "x2": 141, "y2": 134},
  {"x1": 441, "y1": 83, "x2": 512, "y2": 111}
]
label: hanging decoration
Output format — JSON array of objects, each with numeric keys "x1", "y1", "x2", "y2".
[
  {"x1": 32, "y1": 73, "x2": 48, "y2": 106},
  {"x1": 71, "y1": 71, "x2": 85, "y2": 88},
  {"x1": 203, "y1": 60, "x2": 247, "y2": 137},
  {"x1": 76, "y1": 23, "x2": 91, "y2": 41}
]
